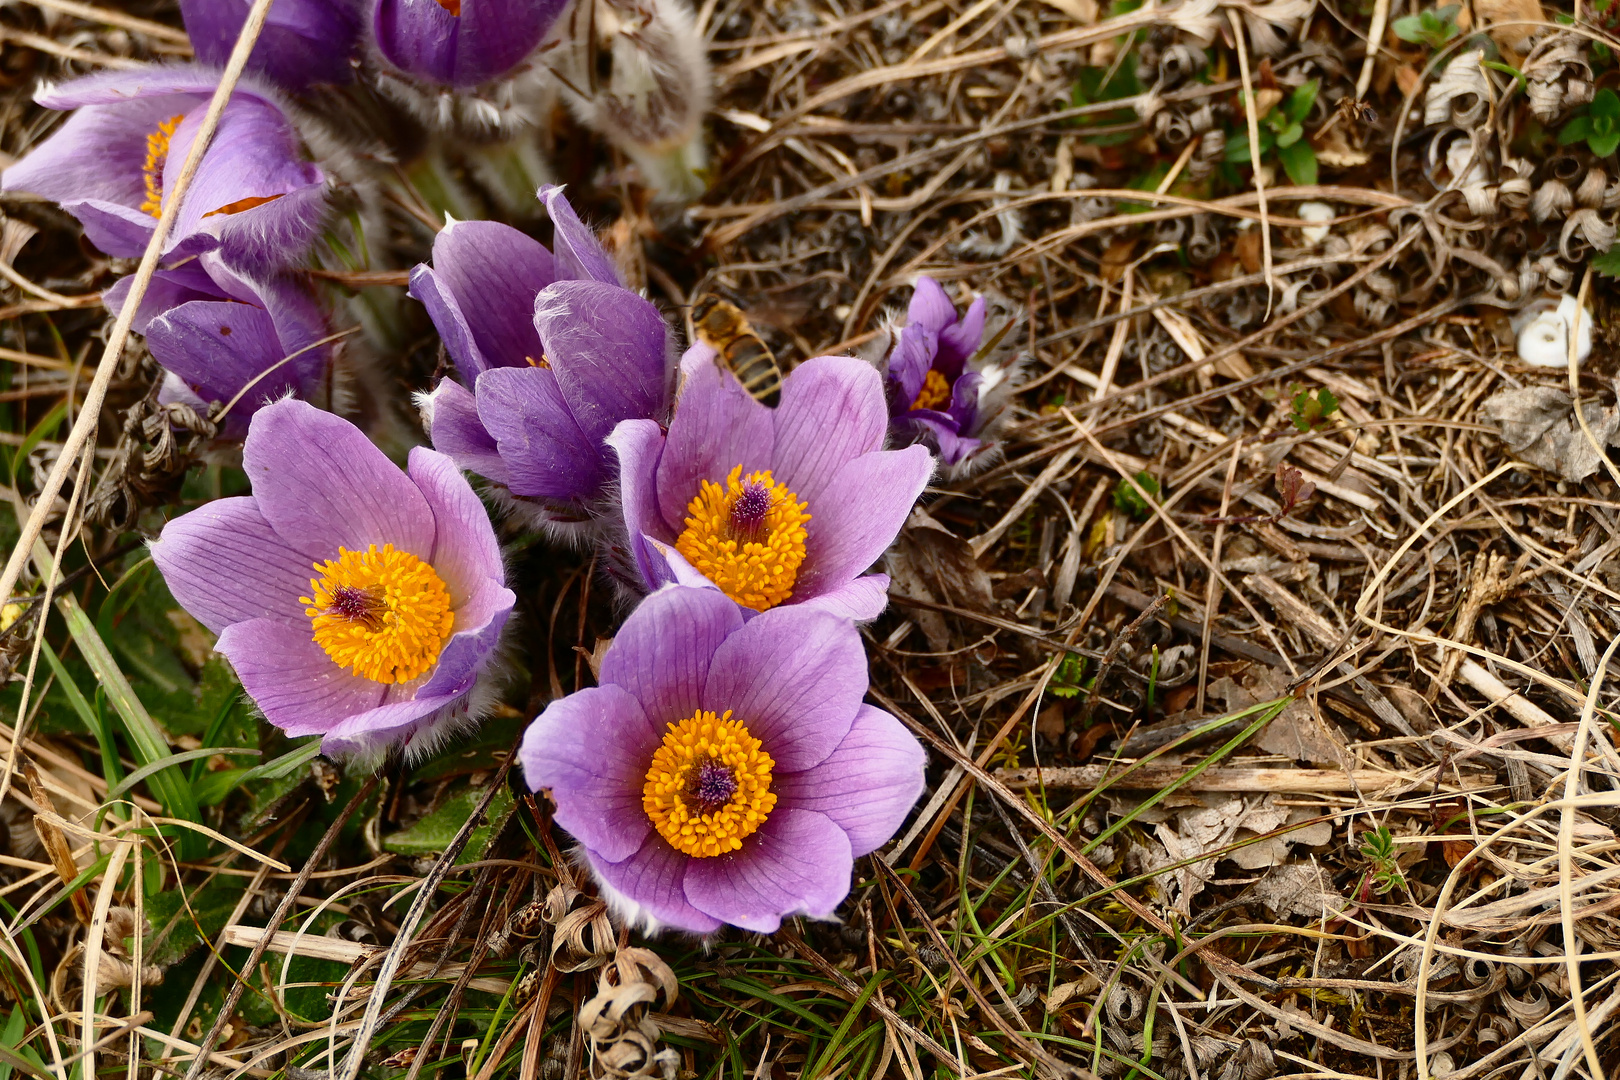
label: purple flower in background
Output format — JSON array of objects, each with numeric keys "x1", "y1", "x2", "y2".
[
  {"x1": 372, "y1": 0, "x2": 567, "y2": 88},
  {"x1": 181, "y1": 0, "x2": 361, "y2": 92},
  {"x1": 882, "y1": 276, "x2": 1012, "y2": 468},
  {"x1": 520, "y1": 585, "x2": 926, "y2": 934},
  {"x1": 415, "y1": 186, "x2": 671, "y2": 534},
  {"x1": 0, "y1": 66, "x2": 326, "y2": 268},
  {"x1": 106, "y1": 254, "x2": 332, "y2": 436},
  {"x1": 151, "y1": 399, "x2": 515, "y2": 763},
  {"x1": 608, "y1": 353, "x2": 932, "y2": 622}
]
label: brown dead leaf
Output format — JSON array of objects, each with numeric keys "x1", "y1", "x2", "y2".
[
  {"x1": 1475, "y1": 0, "x2": 1546, "y2": 54},
  {"x1": 1235, "y1": 230, "x2": 1263, "y2": 274},
  {"x1": 1481, "y1": 386, "x2": 1620, "y2": 482},
  {"x1": 1313, "y1": 124, "x2": 1372, "y2": 169}
]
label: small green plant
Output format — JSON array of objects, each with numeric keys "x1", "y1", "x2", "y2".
[
  {"x1": 1391, "y1": 4, "x2": 1462, "y2": 47},
  {"x1": 1560, "y1": 87, "x2": 1620, "y2": 157},
  {"x1": 1225, "y1": 79, "x2": 1320, "y2": 186},
  {"x1": 1049, "y1": 652, "x2": 1090, "y2": 698},
  {"x1": 1289, "y1": 384, "x2": 1340, "y2": 432},
  {"x1": 1112, "y1": 470, "x2": 1161, "y2": 520},
  {"x1": 1359, "y1": 824, "x2": 1407, "y2": 895}
]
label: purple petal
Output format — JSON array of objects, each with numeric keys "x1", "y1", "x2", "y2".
[
  {"x1": 412, "y1": 219, "x2": 554, "y2": 378},
  {"x1": 797, "y1": 445, "x2": 932, "y2": 600},
  {"x1": 215, "y1": 617, "x2": 386, "y2": 735},
  {"x1": 772, "y1": 705, "x2": 925, "y2": 856},
  {"x1": 64, "y1": 200, "x2": 161, "y2": 259},
  {"x1": 656, "y1": 360, "x2": 773, "y2": 536},
  {"x1": 1, "y1": 95, "x2": 182, "y2": 209},
  {"x1": 701, "y1": 604, "x2": 865, "y2": 772},
  {"x1": 407, "y1": 447, "x2": 504, "y2": 598},
  {"x1": 592, "y1": 833, "x2": 721, "y2": 934},
  {"x1": 520, "y1": 684, "x2": 660, "y2": 862},
  {"x1": 150, "y1": 495, "x2": 313, "y2": 633},
  {"x1": 241, "y1": 398, "x2": 435, "y2": 562},
  {"x1": 374, "y1": 0, "x2": 563, "y2": 87},
  {"x1": 182, "y1": 0, "x2": 360, "y2": 89},
  {"x1": 537, "y1": 279, "x2": 671, "y2": 444},
  {"x1": 792, "y1": 574, "x2": 891, "y2": 621},
  {"x1": 426, "y1": 378, "x2": 509, "y2": 486},
  {"x1": 599, "y1": 585, "x2": 742, "y2": 724},
  {"x1": 317, "y1": 691, "x2": 461, "y2": 758},
  {"x1": 905, "y1": 276, "x2": 959, "y2": 337},
  {"x1": 540, "y1": 185, "x2": 619, "y2": 285},
  {"x1": 474, "y1": 365, "x2": 604, "y2": 501},
  {"x1": 372, "y1": 0, "x2": 459, "y2": 84},
  {"x1": 144, "y1": 299, "x2": 302, "y2": 419},
  {"x1": 947, "y1": 370, "x2": 982, "y2": 429},
  {"x1": 32, "y1": 65, "x2": 264, "y2": 107},
  {"x1": 937, "y1": 295, "x2": 987, "y2": 373},
  {"x1": 607, "y1": 419, "x2": 674, "y2": 593},
  {"x1": 682, "y1": 808, "x2": 854, "y2": 932},
  {"x1": 105, "y1": 261, "x2": 226, "y2": 333},
  {"x1": 770, "y1": 356, "x2": 887, "y2": 509},
  {"x1": 417, "y1": 588, "x2": 511, "y2": 699}
]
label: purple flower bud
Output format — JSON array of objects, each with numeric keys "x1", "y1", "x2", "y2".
[
  {"x1": 181, "y1": 0, "x2": 361, "y2": 92},
  {"x1": 519, "y1": 585, "x2": 926, "y2": 934},
  {"x1": 372, "y1": 0, "x2": 568, "y2": 89},
  {"x1": 413, "y1": 186, "x2": 672, "y2": 535},
  {"x1": 882, "y1": 276, "x2": 1020, "y2": 469},
  {"x1": 150, "y1": 399, "x2": 515, "y2": 764},
  {"x1": 608, "y1": 352, "x2": 934, "y2": 622},
  {"x1": 0, "y1": 66, "x2": 326, "y2": 269},
  {"x1": 104, "y1": 253, "x2": 333, "y2": 437}
]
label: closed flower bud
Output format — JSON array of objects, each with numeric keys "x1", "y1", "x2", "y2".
[
  {"x1": 372, "y1": 0, "x2": 568, "y2": 90},
  {"x1": 181, "y1": 0, "x2": 361, "y2": 92}
]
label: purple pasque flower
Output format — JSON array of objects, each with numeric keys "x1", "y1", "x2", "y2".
[
  {"x1": 608, "y1": 353, "x2": 933, "y2": 622},
  {"x1": 151, "y1": 399, "x2": 515, "y2": 763},
  {"x1": 0, "y1": 65, "x2": 326, "y2": 269},
  {"x1": 415, "y1": 186, "x2": 671, "y2": 533},
  {"x1": 181, "y1": 0, "x2": 361, "y2": 92},
  {"x1": 883, "y1": 276, "x2": 995, "y2": 467},
  {"x1": 105, "y1": 253, "x2": 332, "y2": 436},
  {"x1": 519, "y1": 585, "x2": 926, "y2": 934},
  {"x1": 372, "y1": 0, "x2": 567, "y2": 89}
]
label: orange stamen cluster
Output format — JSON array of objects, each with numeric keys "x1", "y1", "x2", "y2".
[
  {"x1": 912, "y1": 368, "x2": 952, "y2": 411},
  {"x1": 302, "y1": 544, "x2": 454, "y2": 684},
  {"x1": 674, "y1": 465, "x2": 809, "y2": 612},
  {"x1": 140, "y1": 114, "x2": 185, "y2": 218},
  {"x1": 642, "y1": 710, "x2": 776, "y2": 858}
]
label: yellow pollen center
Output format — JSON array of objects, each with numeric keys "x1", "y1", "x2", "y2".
[
  {"x1": 642, "y1": 709, "x2": 776, "y2": 858},
  {"x1": 301, "y1": 544, "x2": 455, "y2": 684},
  {"x1": 912, "y1": 368, "x2": 952, "y2": 411},
  {"x1": 141, "y1": 114, "x2": 185, "y2": 218},
  {"x1": 674, "y1": 465, "x2": 810, "y2": 612}
]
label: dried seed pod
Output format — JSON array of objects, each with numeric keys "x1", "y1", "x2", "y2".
[
  {"x1": 1154, "y1": 108, "x2": 1196, "y2": 146},
  {"x1": 1187, "y1": 214, "x2": 1220, "y2": 264},
  {"x1": 1561, "y1": 209, "x2": 1616, "y2": 260},
  {"x1": 1532, "y1": 179, "x2": 1573, "y2": 222},
  {"x1": 1499, "y1": 176, "x2": 1532, "y2": 212},
  {"x1": 1105, "y1": 984, "x2": 1143, "y2": 1024},
  {"x1": 1501, "y1": 985, "x2": 1551, "y2": 1023},
  {"x1": 1577, "y1": 168, "x2": 1609, "y2": 208},
  {"x1": 543, "y1": 884, "x2": 616, "y2": 972},
  {"x1": 1426, "y1": 50, "x2": 1489, "y2": 127},
  {"x1": 1158, "y1": 43, "x2": 1206, "y2": 85}
]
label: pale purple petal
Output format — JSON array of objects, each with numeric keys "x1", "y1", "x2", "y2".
[
  {"x1": 607, "y1": 419, "x2": 671, "y2": 591},
  {"x1": 426, "y1": 378, "x2": 509, "y2": 486},
  {"x1": 792, "y1": 574, "x2": 891, "y2": 621},
  {"x1": 215, "y1": 617, "x2": 386, "y2": 735},
  {"x1": 413, "y1": 219, "x2": 554, "y2": 378},
  {"x1": 317, "y1": 691, "x2": 460, "y2": 757},
  {"x1": 536, "y1": 279, "x2": 670, "y2": 444},
  {"x1": 540, "y1": 185, "x2": 619, "y2": 285},
  {"x1": 772, "y1": 705, "x2": 925, "y2": 856},
  {"x1": 656, "y1": 361, "x2": 773, "y2": 535},
  {"x1": 182, "y1": 0, "x2": 360, "y2": 90},
  {"x1": 682, "y1": 808, "x2": 854, "y2": 932},
  {"x1": 905, "y1": 276, "x2": 959, "y2": 337},
  {"x1": 407, "y1": 446, "x2": 504, "y2": 604},
  {"x1": 701, "y1": 605, "x2": 865, "y2": 772},
  {"x1": 150, "y1": 496, "x2": 312, "y2": 633},
  {"x1": 34, "y1": 65, "x2": 253, "y2": 107},
  {"x1": 520, "y1": 684, "x2": 659, "y2": 862},
  {"x1": 1, "y1": 94, "x2": 181, "y2": 209},
  {"x1": 770, "y1": 356, "x2": 887, "y2": 508},
  {"x1": 145, "y1": 299, "x2": 304, "y2": 419},
  {"x1": 417, "y1": 587, "x2": 511, "y2": 699},
  {"x1": 937, "y1": 295, "x2": 987, "y2": 373},
  {"x1": 599, "y1": 585, "x2": 741, "y2": 724},
  {"x1": 797, "y1": 445, "x2": 932, "y2": 600},
  {"x1": 475, "y1": 365, "x2": 603, "y2": 501},
  {"x1": 66, "y1": 201, "x2": 165, "y2": 259},
  {"x1": 592, "y1": 833, "x2": 721, "y2": 934},
  {"x1": 242, "y1": 399, "x2": 435, "y2": 561}
]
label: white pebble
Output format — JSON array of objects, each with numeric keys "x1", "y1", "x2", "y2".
[
  {"x1": 1516, "y1": 294, "x2": 1593, "y2": 368},
  {"x1": 1297, "y1": 201, "x2": 1334, "y2": 245}
]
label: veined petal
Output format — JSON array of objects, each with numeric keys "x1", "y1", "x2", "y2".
[
  {"x1": 426, "y1": 378, "x2": 509, "y2": 486},
  {"x1": 655, "y1": 360, "x2": 772, "y2": 536},
  {"x1": 598, "y1": 584, "x2": 742, "y2": 724},
  {"x1": 415, "y1": 219, "x2": 554, "y2": 377},
  {"x1": 797, "y1": 445, "x2": 932, "y2": 600},
  {"x1": 150, "y1": 496, "x2": 312, "y2": 633},
  {"x1": 682, "y1": 808, "x2": 853, "y2": 932},
  {"x1": 772, "y1": 705, "x2": 925, "y2": 856},
  {"x1": 537, "y1": 279, "x2": 671, "y2": 444},
  {"x1": 592, "y1": 833, "x2": 719, "y2": 934},
  {"x1": 474, "y1": 365, "x2": 604, "y2": 501},
  {"x1": 769, "y1": 355, "x2": 888, "y2": 508}
]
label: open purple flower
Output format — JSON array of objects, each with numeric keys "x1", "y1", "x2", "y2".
[
  {"x1": 372, "y1": 0, "x2": 567, "y2": 89},
  {"x1": 882, "y1": 276, "x2": 1007, "y2": 468},
  {"x1": 105, "y1": 253, "x2": 331, "y2": 436},
  {"x1": 415, "y1": 186, "x2": 671, "y2": 534},
  {"x1": 520, "y1": 585, "x2": 926, "y2": 934},
  {"x1": 0, "y1": 66, "x2": 326, "y2": 268},
  {"x1": 151, "y1": 399, "x2": 515, "y2": 762},
  {"x1": 608, "y1": 353, "x2": 932, "y2": 621},
  {"x1": 181, "y1": 0, "x2": 361, "y2": 92}
]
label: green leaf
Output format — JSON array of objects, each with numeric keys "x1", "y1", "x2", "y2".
[
  {"x1": 383, "y1": 784, "x2": 515, "y2": 863},
  {"x1": 1276, "y1": 122, "x2": 1303, "y2": 148},
  {"x1": 1594, "y1": 88, "x2": 1620, "y2": 120},
  {"x1": 1112, "y1": 471, "x2": 1161, "y2": 520},
  {"x1": 1593, "y1": 130, "x2": 1620, "y2": 156},
  {"x1": 1225, "y1": 131, "x2": 1255, "y2": 163},
  {"x1": 1391, "y1": 13, "x2": 1427, "y2": 41},
  {"x1": 1562, "y1": 116, "x2": 1594, "y2": 145},
  {"x1": 1482, "y1": 59, "x2": 1527, "y2": 92},
  {"x1": 1590, "y1": 247, "x2": 1620, "y2": 277},
  {"x1": 1278, "y1": 140, "x2": 1318, "y2": 186},
  {"x1": 6, "y1": 400, "x2": 67, "y2": 487},
  {"x1": 1286, "y1": 78, "x2": 1319, "y2": 123}
]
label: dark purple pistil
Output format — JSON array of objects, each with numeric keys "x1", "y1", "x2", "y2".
[
  {"x1": 685, "y1": 758, "x2": 738, "y2": 814},
  {"x1": 328, "y1": 585, "x2": 386, "y2": 629},
  {"x1": 728, "y1": 482, "x2": 773, "y2": 541}
]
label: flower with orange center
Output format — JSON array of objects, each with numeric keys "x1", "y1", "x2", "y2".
[
  {"x1": 303, "y1": 544, "x2": 455, "y2": 684},
  {"x1": 139, "y1": 114, "x2": 184, "y2": 217},
  {"x1": 674, "y1": 466, "x2": 809, "y2": 611},
  {"x1": 642, "y1": 709, "x2": 776, "y2": 858}
]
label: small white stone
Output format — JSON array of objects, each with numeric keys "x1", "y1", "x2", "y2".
[
  {"x1": 1297, "y1": 201, "x2": 1334, "y2": 245},
  {"x1": 1516, "y1": 294, "x2": 1593, "y2": 368}
]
